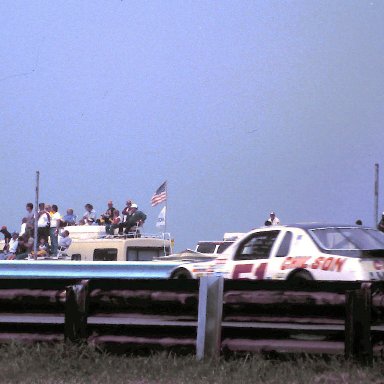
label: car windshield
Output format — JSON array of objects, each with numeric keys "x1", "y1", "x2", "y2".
[{"x1": 309, "y1": 227, "x2": 384, "y2": 251}]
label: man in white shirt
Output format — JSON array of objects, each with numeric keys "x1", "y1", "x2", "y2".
[
  {"x1": 0, "y1": 232, "x2": 19, "y2": 260},
  {"x1": 49, "y1": 204, "x2": 62, "y2": 256},
  {"x1": 37, "y1": 203, "x2": 50, "y2": 242},
  {"x1": 82, "y1": 204, "x2": 97, "y2": 225},
  {"x1": 267, "y1": 211, "x2": 280, "y2": 226}
]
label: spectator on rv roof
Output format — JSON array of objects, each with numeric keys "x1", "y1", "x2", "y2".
[
  {"x1": 97, "y1": 200, "x2": 116, "y2": 225},
  {"x1": 106, "y1": 209, "x2": 121, "y2": 235},
  {"x1": 58, "y1": 230, "x2": 72, "y2": 251},
  {"x1": 0, "y1": 232, "x2": 19, "y2": 260},
  {"x1": 25, "y1": 202, "x2": 35, "y2": 237},
  {"x1": 8, "y1": 236, "x2": 29, "y2": 260},
  {"x1": 19, "y1": 217, "x2": 27, "y2": 237},
  {"x1": 378, "y1": 212, "x2": 384, "y2": 233},
  {"x1": 25, "y1": 235, "x2": 34, "y2": 254},
  {"x1": 121, "y1": 200, "x2": 133, "y2": 221},
  {"x1": 0, "y1": 226, "x2": 12, "y2": 251},
  {"x1": 37, "y1": 203, "x2": 50, "y2": 242},
  {"x1": 49, "y1": 204, "x2": 61, "y2": 256},
  {"x1": 62, "y1": 208, "x2": 77, "y2": 226},
  {"x1": 82, "y1": 204, "x2": 97, "y2": 225},
  {"x1": 123, "y1": 204, "x2": 147, "y2": 235},
  {"x1": 266, "y1": 211, "x2": 280, "y2": 226},
  {"x1": 37, "y1": 237, "x2": 49, "y2": 256}
]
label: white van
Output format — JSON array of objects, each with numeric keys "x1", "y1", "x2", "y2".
[{"x1": 59, "y1": 226, "x2": 172, "y2": 261}]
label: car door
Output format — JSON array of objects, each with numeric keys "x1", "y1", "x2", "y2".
[{"x1": 229, "y1": 230, "x2": 280, "y2": 280}]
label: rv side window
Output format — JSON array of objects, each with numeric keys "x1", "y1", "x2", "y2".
[
  {"x1": 93, "y1": 248, "x2": 117, "y2": 261},
  {"x1": 126, "y1": 247, "x2": 170, "y2": 261},
  {"x1": 217, "y1": 242, "x2": 233, "y2": 253}
]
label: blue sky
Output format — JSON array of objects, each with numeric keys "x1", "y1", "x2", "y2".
[{"x1": 1, "y1": 1, "x2": 383, "y2": 251}]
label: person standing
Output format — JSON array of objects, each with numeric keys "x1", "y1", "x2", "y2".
[
  {"x1": 37, "y1": 203, "x2": 50, "y2": 243},
  {"x1": 25, "y1": 202, "x2": 35, "y2": 237},
  {"x1": 266, "y1": 211, "x2": 280, "y2": 226},
  {"x1": 378, "y1": 212, "x2": 384, "y2": 232},
  {"x1": 49, "y1": 204, "x2": 62, "y2": 256}
]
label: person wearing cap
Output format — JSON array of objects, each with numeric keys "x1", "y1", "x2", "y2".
[
  {"x1": 124, "y1": 204, "x2": 147, "y2": 236},
  {"x1": 118, "y1": 203, "x2": 147, "y2": 236},
  {"x1": 266, "y1": 211, "x2": 280, "y2": 226},
  {"x1": 378, "y1": 212, "x2": 384, "y2": 233}
]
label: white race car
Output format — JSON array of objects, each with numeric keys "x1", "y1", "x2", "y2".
[{"x1": 210, "y1": 224, "x2": 384, "y2": 282}]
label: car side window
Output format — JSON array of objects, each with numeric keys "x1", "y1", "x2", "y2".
[
  {"x1": 235, "y1": 231, "x2": 279, "y2": 261},
  {"x1": 275, "y1": 231, "x2": 293, "y2": 257}
]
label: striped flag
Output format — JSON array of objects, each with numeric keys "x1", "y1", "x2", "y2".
[{"x1": 151, "y1": 181, "x2": 167, "y2": 206}]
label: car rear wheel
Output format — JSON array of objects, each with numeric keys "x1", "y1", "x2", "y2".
[
  {"x1": 288, "y1": 270, "x2": 314, "y2": 285},
  {"x1": 171, "y1": 269, "x2": 193, "y2": 279}
]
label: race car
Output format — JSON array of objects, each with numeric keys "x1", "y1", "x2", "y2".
[{"x1": 210, "y1": 224, "x2": 384, "y2": 282}]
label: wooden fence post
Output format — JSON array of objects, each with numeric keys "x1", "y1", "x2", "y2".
[
  {"x1": 345, "y1": 283, "x2": 373, "y2": 365},
  {"x1": 196, "y1": 275, "x2": 224, "y2": 361},
  {"x1": 65, "y1": 280, "x2": 89, "y2": 342}
]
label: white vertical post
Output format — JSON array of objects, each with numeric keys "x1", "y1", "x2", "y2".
[
  {"x1": 196, "y1": 275, "x2": 224, "y2": 361},
  {"x1": 374, "y1": 163, "x2": 379, "y2": 227},
  {"x1": 33, "y1": 171, "x2": 39, "y2": 258}
]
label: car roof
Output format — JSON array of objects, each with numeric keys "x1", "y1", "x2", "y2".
[{"x1": 260, "y1": 223, "x2": 372, "y2": 231}]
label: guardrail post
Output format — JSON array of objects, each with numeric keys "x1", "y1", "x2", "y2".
[
  {"x1": 196, "y1": 275, "x2": 224, "y2": 361},
  {"x1": 345, "y1": 283, "x2": 372, "y2": 366},
  {"x1": 65, "y1": 280, "x2": 89, "y2": 342}
]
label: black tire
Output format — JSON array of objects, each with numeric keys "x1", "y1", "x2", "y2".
[
  {"x1": 288, "y1": 270, "x2": 314, "y2": 285},
  {"x1": 171, "y1": 269, "x2": 192, "y2": 279}
]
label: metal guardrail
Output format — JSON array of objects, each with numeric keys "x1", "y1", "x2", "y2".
[{"x1": 0, "y1": 260, "x2": 181, "y2": 279}]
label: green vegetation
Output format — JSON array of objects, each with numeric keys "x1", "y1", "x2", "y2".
[{"x1": 0, "y1": 343, "x2": 383, "y2": 384}]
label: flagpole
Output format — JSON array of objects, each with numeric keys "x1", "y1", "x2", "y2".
[
  {"x1": 164, "y1": 180, "x2": 168, "y2": 235},
  {"x1": 374, "y1": 163, "x2": 379, "y2": 226},
  {"x1": 33, "y1": 171, "x2": 39, "y2": 259}
]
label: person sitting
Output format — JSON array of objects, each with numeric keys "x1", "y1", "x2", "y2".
[
  {"x1": 10, "y1": 236, "x2": 29, "y2": 260},
  {"x1": 82, "y1": 204, "x2": 97, "y2": 225},
  {"x1": 37, "y1": 237, "x2": 50, "y2": 256},
  {"x1": 106, "y1": 209, "x2": 121, "y2": 236},
  {"x1": 118, "y1": 201, "x2": 134, "y2": 235},
  {"x1": 97, "y1": 200, "x2": 116, "y2": 226},
  {"x1": 62, "y1": 208, "x2": 77, "y2": 226},
  {"x1": 123, "y1": 204, "x2": 147, "y2": 237},
  {"x1": 0, "y1": 226, "x2": 12, "y2": 252},
  {"x1": 58, "y1": 230, "x2": 72, "y2": 255},
  {"x1": 0, "y1": 232, "x2": 19, "y2": 260}
]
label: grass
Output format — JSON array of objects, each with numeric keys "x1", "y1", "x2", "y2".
[{"x1": 0, "y1": 343, "x2": 383, "y2": 384}]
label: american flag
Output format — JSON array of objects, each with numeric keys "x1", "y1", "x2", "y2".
[{"x1": 151, "y1": 181, "x2": 167, "y2": 206}]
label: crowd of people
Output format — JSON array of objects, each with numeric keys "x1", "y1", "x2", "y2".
[{"x1": 0, "y1": 199, "x2": 147, "y2": 260}]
